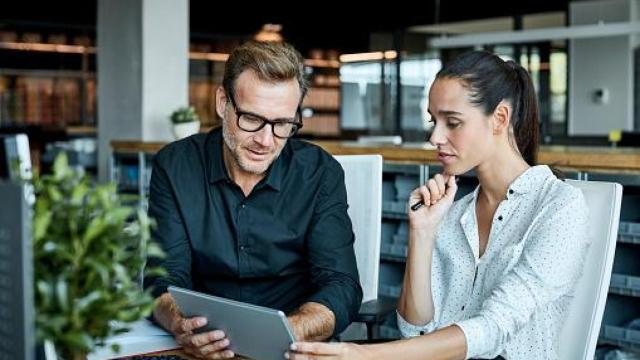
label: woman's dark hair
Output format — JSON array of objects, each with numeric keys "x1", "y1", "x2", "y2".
[{"x1": 436, "y1": 51, "x2": 539, "y2": 166}]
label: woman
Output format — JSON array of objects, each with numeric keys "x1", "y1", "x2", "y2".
[{"x1": 288, "y1": 51, "x2": 589, "y2": 360}]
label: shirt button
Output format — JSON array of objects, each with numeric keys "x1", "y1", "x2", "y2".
[
  {"x1": 498, "y1": 215, "x2": 503, "y2": 221},
  {"x1": 461, "y1": 305, "x2": 465, "y2": 311},
  {"x1": 509, "y1": 189, "x2": 514, "y2": 194},
  {"x1": 239, "y1": 245, "x2": 246, "y2": 251},
  {"x1": 419, "y1": 331, "x2": 425, "y2": 335},
  {"x1": 240, "y1": 203, "x2": 246, "y2": 208}
]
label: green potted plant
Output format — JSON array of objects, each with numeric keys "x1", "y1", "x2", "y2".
[
  {"x1": 33, "y1": 153, "x2": 165, "y2": 360},
  {"x1": 170, "y1": 106, "x2": 201, "y2": 139}
]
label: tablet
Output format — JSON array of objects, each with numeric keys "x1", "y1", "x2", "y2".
[{"x1": 168, "y1": 286, "x2": 295, "y2": 360}]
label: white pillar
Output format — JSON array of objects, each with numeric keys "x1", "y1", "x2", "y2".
[{"x1": 97, "y1": 0, "x2": 189, "y2": 181}]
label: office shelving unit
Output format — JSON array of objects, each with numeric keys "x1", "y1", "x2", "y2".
[{"x1": 586, "y1": 171, "x2": 640, "y2": 354}]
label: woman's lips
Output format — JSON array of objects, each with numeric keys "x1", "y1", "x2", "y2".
[{"x1": 438, "y1": 152, "x2": 455, "y2": 163}]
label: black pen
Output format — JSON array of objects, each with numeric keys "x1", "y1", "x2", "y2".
[
  {"x1": 410, "y1": 200, "x2": 426, "y2": 211},
  {"x1": 410, "y1": 176, "x2": 458, "y2": 212}
]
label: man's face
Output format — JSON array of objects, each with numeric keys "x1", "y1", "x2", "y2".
[{"x1": 216, "y1": 70, "x2": 301, "y2": 176}]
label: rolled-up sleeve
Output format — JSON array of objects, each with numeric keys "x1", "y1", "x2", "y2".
[
  {"x1": 397, "y1": 310, "x2": 439, "y2": 337},
  {"x1": 305, "y1": 161, "x2": 363, "y2": 336},
  {"x1": 143, "y1": 154, "x2": 193, "y2": 298},
  {"x1": 455, "y1": 191, "x2": 589, "y2": 359}
]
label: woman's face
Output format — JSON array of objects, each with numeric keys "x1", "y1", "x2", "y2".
[{"x1": 427, "y1": 78, "x2": 495, "y2": 175}]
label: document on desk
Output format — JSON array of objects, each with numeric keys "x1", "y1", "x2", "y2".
[{"x1": 87, "y1": 319, "x2": 179, "y2": 360}]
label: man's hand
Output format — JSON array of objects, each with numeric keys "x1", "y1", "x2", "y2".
[
  {"x1": 173, "y1": 317, "x2": 234, "y2": 359},
  {"x1": 153, "y1": 292, "x2": 234, "y2": 359},
  {"x1": 287, "y1": 302, "x2": 335, "y2": 341}
]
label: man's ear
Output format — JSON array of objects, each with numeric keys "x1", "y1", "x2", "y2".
[
  {"x1": 492, "y1": 100, "x2": 512, "y2": 135},
  {"x1": 215, "y1": 87, "x2": 228, "y2": 120}
]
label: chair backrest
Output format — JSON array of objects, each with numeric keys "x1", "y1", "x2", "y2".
[
  {"x1": 334, "y1": 155, "x2": 383, "y2": 303},
  {"x1": 558, "y1": 180, "x2": 623, "y2": 359}
]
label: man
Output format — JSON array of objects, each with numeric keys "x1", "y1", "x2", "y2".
[{"x1": 145, "y1": 41, "x2": 362, "y2": 359}]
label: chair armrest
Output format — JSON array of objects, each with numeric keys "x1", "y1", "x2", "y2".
[{"x1": 355, "y1": 296, "x2": 397, "y2": 324}]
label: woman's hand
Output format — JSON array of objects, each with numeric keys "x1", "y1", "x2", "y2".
[
  {"x1": 408, "y1": 174, "x2": 457, "y2": 232},
  {"x1": 286, "y1": 342, "x2": 373, "y2": 360}
]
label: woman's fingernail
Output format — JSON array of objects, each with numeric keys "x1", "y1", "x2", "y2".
[
  {"x1": 284, "y1": 352, "x2": 290, "y2": 359},
  {"x1": 290, "y1": 343, "x2": 297, "y2": 351}
]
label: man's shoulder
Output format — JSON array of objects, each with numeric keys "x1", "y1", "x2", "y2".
[{"x1": 286, "y1": 139, "x2": 339, "y2": 170}]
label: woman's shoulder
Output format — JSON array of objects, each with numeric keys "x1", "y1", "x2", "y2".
[
  {"x1": 539, "y1": 169, "x2": 586, "y2": 207},
  {"x1": 531, "y1": 168, "x2": 588, "y2": 223}
]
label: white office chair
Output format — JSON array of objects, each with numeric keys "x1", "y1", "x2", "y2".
[
  {"x1": 558, "y1": 180, "x2": 623, "y2": 359},
  {"x1": 334, "y1": 155, "x2": 390, "y2": 340}
]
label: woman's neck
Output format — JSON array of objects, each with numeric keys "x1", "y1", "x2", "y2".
[{"x1": 475, "y1": 148, "x2": 530, "y2": 205}]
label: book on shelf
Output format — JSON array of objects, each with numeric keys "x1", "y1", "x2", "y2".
[
  {"x1": 0, "y1": 75, "x2": 95, "y2": 127},
  {"x1": 303, "y1": 87, "x2": 339, "y2": 110},
  {"x1": 300, "y1": 114, "x2": 340, "y2": 136}
]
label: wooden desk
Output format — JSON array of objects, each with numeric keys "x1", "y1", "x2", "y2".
[
  {"x1": 149, "y1": 349, "x2": 250, "y2": 359},
  {"x1": 111, "y1": 139, "x2": 640, "y2": 173}
]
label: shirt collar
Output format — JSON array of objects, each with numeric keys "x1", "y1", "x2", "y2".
[
  {"x1": 206, "y1": 127, "x2": 288, "y2": 192},
  {"x1": 507, "y1": 165, "x2": 553, "y2": 197}
]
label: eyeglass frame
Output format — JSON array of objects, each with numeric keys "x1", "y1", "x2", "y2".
[{"x1": 227, "y1": 94, "x2": 303, "y2": 139}]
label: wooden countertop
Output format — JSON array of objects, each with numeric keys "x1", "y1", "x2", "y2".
[{"x1": 111, "y1": 139, "x2": 640, "y2": 173}]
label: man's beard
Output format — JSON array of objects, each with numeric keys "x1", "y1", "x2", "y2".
[{"x1": 222, "y1": 124, "x2": 283, "y2": 175}]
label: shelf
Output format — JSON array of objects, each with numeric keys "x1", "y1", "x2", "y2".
[
  {"x1": 65, "y1": 126, "x2": 97, "y2": 136},
  {"x1": 0, "y1": 68, "x2": 92, "y2": 78},
  {"x1": 309, "y1": 84, "x2": 340, "y2": 89},
  {"x1": 0, "y1": 41, "x2": 95, "y2": 54},
  {"x1": 428, "y1": 21, "x2": 640, "y2": 49},
  {"x1": 610, "y1": 274, "x2": 640, "y2": 298},
  {"x1": 380, "y1": 253, "x2": 406, "y2": 263},
  {"x1": 303, "y1": 59, "x2": 340, "y2": 69},
  {"x1": 0, "y1": 125, "x2": 96, "y2": 135},
  {"x1": 382, "y1": 212, "x2": 409, "y2": 221},
  {"x1": 379, "y1": 325, "x2": 402, "y2": 339},
  {"x1": 619, "y1": 222, "x2": 640, "y2": 244},
  {"x1": 0, "y1": 42, "x2": 341, "y2": 70},
  {"x1": 600, "y1": 325, "x2": 640, "y2": 352},
  {"x1": 378, "y1": 284, "x2": 401, "y2": 298}
]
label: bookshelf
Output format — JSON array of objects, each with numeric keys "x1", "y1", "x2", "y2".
[
  {"x1": 0, "y1": 38, "x2": 345, "y2": 173},
  {"x1": 0, "y1": 39, "x2": 97, "y2": 173}
]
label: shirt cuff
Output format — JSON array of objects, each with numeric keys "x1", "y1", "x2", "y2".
[
  {"x1": 396, "y1": 310, "x2": 438, "y2": 338},
  {"x1": 455, "y1": 317, "x2": 491, "y2": 360},
  {"x1": 306, "y1": 293, "x2": 350, "y2": 337}
]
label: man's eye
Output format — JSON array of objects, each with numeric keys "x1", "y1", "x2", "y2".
[{"x1": 244, "y1": 114, "x2": 263, "y2": 123}]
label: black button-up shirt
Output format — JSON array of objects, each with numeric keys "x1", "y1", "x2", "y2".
[{"x1": 144, "y1": 127, "x2": 362, "y2": 335}]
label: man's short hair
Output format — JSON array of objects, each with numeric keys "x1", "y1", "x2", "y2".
[{"x1": 222, "y1": 41, "x2": 309, "y2": 104}]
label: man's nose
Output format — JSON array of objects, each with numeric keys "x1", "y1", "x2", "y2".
[{"x1": 253, "y1": 124, "x2": 275, "y2": 147}]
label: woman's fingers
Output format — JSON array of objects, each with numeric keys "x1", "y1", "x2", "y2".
[
  {"x1": 292, "y1": 342, "x2": 344, "y2": 355},
  {"x1": 286, "y1": 342, "x2": 345, "y2": 360},
  {"x1": 434, "y1": 174, "x2": 446, "y2": 196},
  {"x1": 427, "y1": 179, "x2": 441, "y2": 204},
  {"x1": 444, "y1": 175, "x2": 458, "y2": 199},
  {"x1": 418, "y1": 185, "x2": 431, "y2": 206}
]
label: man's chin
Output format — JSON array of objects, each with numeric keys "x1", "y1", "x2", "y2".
[{"x1": 238, "y1": 158, "x2": 272, "y2": 175}]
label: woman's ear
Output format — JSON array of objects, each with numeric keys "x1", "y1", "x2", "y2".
[
  {"x1": 492, "y1": 100, "x2": 512, "y2": 135},
  {"x1": 215, "y1": 87, "x2": 228, "y2": 120}
]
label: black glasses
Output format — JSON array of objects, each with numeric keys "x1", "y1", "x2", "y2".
[{"x1": 228, "y1": 95, "x2": 303, "y2": 139}]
